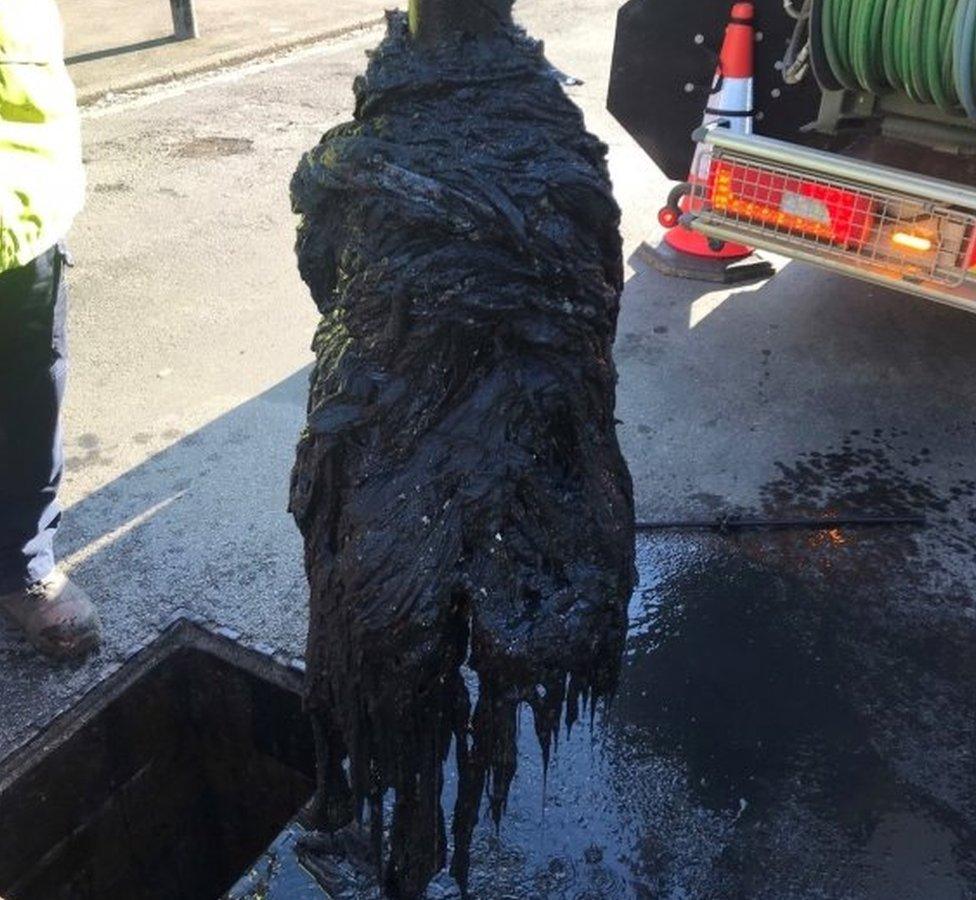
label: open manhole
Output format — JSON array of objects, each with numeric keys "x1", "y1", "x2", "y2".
[{"x1": 0, "y1": 621, "x2": 316, "y2": 900}]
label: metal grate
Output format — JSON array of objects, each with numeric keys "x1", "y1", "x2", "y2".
[{"x1": 690, "y1": 146, "x2": 976, "y2": 289}]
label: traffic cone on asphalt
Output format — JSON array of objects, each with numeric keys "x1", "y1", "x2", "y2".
[{"x1": 641, "y1": 1, "x2": 774, "y2": 284}]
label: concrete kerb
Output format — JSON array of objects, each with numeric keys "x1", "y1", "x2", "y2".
[{"x1": 74, "y1": 15, "x2": 386, "y2": 106}]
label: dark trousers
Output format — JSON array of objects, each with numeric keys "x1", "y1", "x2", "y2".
[{"x1": 0, "y1": 244, "x2": 69, "y2": 594}]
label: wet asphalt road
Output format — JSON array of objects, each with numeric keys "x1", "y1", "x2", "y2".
[
  {"x1": 0, "y1": 1, "x2": 973, "y2": 897},
  {"x1": 234, "y1": 523, "x2": 974, "y2": 899}
]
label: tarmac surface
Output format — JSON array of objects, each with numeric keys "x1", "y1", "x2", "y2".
[
  {"x1": 1, "y1": 2, "x2": 974, "y2": 897},
  {"x1": 60, "y1": 0, "x2": 387, "y2": 103}
]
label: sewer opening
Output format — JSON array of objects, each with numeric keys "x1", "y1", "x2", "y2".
[{"x1": 0, "y1": 622, "x2": 316, "y2": 900}]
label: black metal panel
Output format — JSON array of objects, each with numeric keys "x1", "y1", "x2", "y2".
[{"x1": 607, "y1": 0, "x2": 823, "y2": 180}]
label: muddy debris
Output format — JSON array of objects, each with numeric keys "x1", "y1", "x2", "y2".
[{"x1": 289, "y1": 9, "x2": 635, "y2": 898}]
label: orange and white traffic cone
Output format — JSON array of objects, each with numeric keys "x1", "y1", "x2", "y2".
[{"x1": 642, "y1": 1, "x2": 774, "y2": 284}]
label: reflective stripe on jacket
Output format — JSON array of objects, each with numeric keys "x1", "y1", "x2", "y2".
[{"x1": 0, "y1": 0, "x2": 84, "y2": 273}]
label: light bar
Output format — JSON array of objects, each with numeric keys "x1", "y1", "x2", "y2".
[{"x1": 683, "y1": 130, "x2": 976, "y2": 313}]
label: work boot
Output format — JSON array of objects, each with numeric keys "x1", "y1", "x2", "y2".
[{"x1": 0, "y1": 569, "x2": 101, "y2": 660}]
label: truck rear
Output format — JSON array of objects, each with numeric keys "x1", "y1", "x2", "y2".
[{"x1": 608, "y1": 0, "x2": 976, "y2": 311}]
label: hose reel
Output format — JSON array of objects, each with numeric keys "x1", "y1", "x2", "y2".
[{"x1": 796, "y1": 0, "x2": 976, "y2": 120}]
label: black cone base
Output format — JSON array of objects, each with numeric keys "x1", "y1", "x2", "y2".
[{"x1": 638, "y1": 240, "x2": 776, "y2": 285}]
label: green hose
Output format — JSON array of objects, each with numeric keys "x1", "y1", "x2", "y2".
[{"x1": 818, "y1": 0, "x2": 976, "y2": 118}]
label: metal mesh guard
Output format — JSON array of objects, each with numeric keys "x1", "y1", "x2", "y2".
[{"x1": 691, "y1": 147, "x2": 976, "y2": 289}]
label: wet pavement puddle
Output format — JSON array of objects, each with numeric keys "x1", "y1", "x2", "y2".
[{"x1": 231, "y1": 527, "x2": 975, "y2": 899}]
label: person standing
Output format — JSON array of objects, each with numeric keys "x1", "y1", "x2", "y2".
[{"x1": 0, "y1": 0, "x2": 99, "y2": 659}]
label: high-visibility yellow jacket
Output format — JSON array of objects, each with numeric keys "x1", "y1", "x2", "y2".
[{"x1": 0, "y1": 0, "x2": 84, "y2": 273}]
